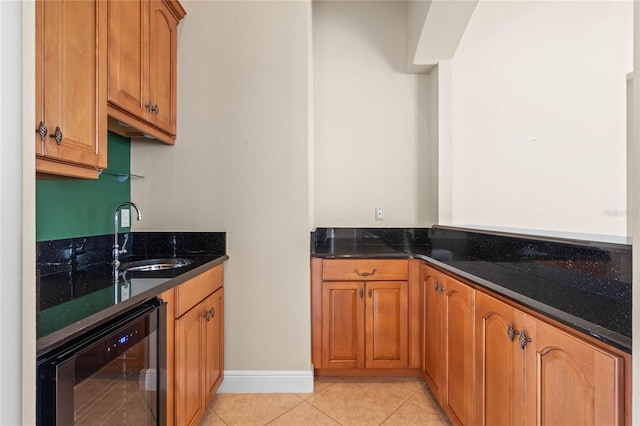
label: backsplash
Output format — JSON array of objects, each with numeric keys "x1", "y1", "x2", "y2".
[{"x1": 36, "y1": 132, "x2": 131, "y2": 241}]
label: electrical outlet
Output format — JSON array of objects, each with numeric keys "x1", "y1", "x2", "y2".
[
  {"x1": 121, "y1": 208, "x2": 131, "y2": 228},
  {"x1": 375, "y1": 208, "x2": 384, "y2": 221}
]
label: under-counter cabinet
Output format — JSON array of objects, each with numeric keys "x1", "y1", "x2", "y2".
[
  {"x1": 311, "y1": 259, "x2": 421, "y2": 375},
  {"x1": 421, "y1": 264, "x2": 475, "y2": 426},
  {"x1": 35, "y1": 0, "x2": 108, "y2": 179},
  {"x1": 476, "y1": 291, "x2": 624, "y2": 425},
  {"x1": 161, "y1": 264, "x2": 224, "y2": 426},
  {"x1": 107, "y1": 0, "x2": 185, "y2": 143}
]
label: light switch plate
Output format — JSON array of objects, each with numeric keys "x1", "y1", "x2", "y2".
[{"x1": 121, "y1": 208, "x2": 131, "y2": 228}]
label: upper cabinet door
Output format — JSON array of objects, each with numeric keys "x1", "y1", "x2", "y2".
[
  {"x1": 107, "y1": 0, "x2": 184, "y2": 144},
  {"x1": 107, "y1": 0, "x2": 149, "y2": 120},
  {"x1": 148, "y1": 0, "x2": 178, "y2": 136},
  {"x1": 36, "y1": 0, "x2": 107, "y2": 178}
]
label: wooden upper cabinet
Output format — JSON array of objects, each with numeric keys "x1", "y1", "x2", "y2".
[
  {"x1": 36, "y1": 0, "x2": 107, "y2": 179},
  {"x1": 107, "y1": 0, "x2": 184, "y2": 144},
  {"x1": 525, "y1": 317, "x2": 624, "y2": 426},
  {"x1": 148, "y1": 0, "x2": 178, "y2": 135}
]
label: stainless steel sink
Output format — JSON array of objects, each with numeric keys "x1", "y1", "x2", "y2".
[{"x1": 122, "y1": 258, "x2": 193, "y2": 272}]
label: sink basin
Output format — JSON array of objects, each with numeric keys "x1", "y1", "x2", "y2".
[{"x1": 122, "y1": 258, "x2": 193, "y2": 272}]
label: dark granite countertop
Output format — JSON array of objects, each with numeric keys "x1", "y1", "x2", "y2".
[
  {"x1": 36, "y1": 232, "x2": 227, "y2": 358},
  {"x1": 311, "y1": 227, "x2": 631, "y2": 353}
]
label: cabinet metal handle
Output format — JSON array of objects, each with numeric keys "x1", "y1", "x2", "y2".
[
  {"x1": 153, "y1": 104, "x2": 160, "y2": 115},
  {"x1": 359, "y1": 288, "x2": 364, "y2": 298},
  {"x1": 519, "y1": 330, "x2": 532, "y2": 349},
  {"x1": 49, "y1": 126, "x2": 62, "y2": 145},
  {"x1": 507, "y1": 323, "x2": 520, "y2": 342},
  {"x1": 434, "y1": 282, "x2": 440, "y2": 292},
  {"x1": 368, "y1": 288, "x2": 372, "y2": 298},
  {"x1": 355, "y1": 268, "x2": 376, "y2": 277},
  {"x1": 203, "y1": 307, "x2": 216, "y2": 322},
  {"x1": 36, "y1": 121, "x2": 48, "y2": 141}
]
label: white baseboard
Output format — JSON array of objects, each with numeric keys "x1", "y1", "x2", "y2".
[{"x1": 218, "y1": 368, "x2": 314, "y2": 393}]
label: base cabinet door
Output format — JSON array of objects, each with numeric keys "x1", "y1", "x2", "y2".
[
  {"x1": 422, "y1": 265, "x2": 443, "y2": 396},
  {"x1": 322, "y1": 282, "x2": 365, "y2": 369},
  {"x1": 475, "y1": 292, "x2": 526, "y2": 426},
  {"x1": 204, "y1": 289, "x2": 224, "y2": 404},
  {"x1": 365, "y1": 281, "x2": 408, "y2": 368},
  {"x1": 525, "y1": 317, "x2": 624, "y2": 426},
  {"x1": 321, "y1": 280, "x2": 409, "y2": 369},
  {"x1": 440, "y1": 274, "x2": 475, "y2": 426},
  {"x1": 175, "y1": 301, "x2": 206, "y2": 426}
]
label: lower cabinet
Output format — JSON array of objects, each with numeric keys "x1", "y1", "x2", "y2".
[
  {"x1": 475, "y1": 290, "x2": 625, "y2": 426},
  {"x1": 421, "y1": 264, "x2": 475, "y2": 426},
  {"x1": 311, "y1": 258, "x2": 421, "y2": 374},
  {"x1": 321, "y1": 280, "x2": 408, "y2": 369},
  {"x1": 162, "y1": 264, "x2": 224, "y2": 426}
]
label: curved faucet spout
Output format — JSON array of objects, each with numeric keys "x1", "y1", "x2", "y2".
[{"x1": 113, "y1": 202, "x2": 142, "y2": 266}]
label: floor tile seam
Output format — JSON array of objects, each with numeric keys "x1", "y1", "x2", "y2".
[
  {"x1": 266, "y1": 399, "x2": 345, "y2": 426},
  {"x1": 263, "y1": 398, "x2": 308, "y2": 426},
  {"x1": 404, "y1": 397, "x2": 449, "y2": 421},
  {"x1": 377, "y1": 398, "x2": 411, "y2": 425}
]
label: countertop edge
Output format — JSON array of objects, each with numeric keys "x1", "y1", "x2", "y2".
[{"x1": 36, "y1": 255, "x2": 229, "y2": 358}]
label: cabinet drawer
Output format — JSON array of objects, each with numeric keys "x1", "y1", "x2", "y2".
[
  {"x1": 323, "y1": 259, "x2": 408, "y2": 281},
  {"x1": 176, "y1": 264, "x2": 224, "y2": 318}
]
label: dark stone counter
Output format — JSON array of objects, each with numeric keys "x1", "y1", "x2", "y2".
[
  {"x1": 36, "y1": 232, "x2": 227, "y2": 357},
  {"x1": 311, "y1": 227, "x2": 631, "y2": 353}
]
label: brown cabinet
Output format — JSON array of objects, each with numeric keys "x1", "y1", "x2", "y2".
[
  {"x1": 35, "y1": 0, "x2": 108, "y2": 179},
  {"x1": 421, "y1": 264, "x2": 474, "y2": 426},
  {"x1": 107, "y1": 0, "x2": 185, "y2": 144},
  {"x1": 473, "y1": 280, "x2": 625, "y2": 426},
  {"x1": 312, "y1": 259, "x2": 417, "y2": 374},
  {"x1": 321, "y1": 280, "x2": 408, "y2": 369},
  {"x1": 162, "y1": 264, "x2": 224, "y2": 426}
]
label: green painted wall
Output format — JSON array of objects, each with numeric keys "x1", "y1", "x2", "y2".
[{"x1": 36, "y1": 132, "x2": 132, "y2": 241}]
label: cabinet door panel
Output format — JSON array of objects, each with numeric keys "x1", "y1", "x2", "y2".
[
  {"x1": 365, "y1": 281, "x2": 408, "y2": 368},
  {"x1": 37, "y1": 0, "x2": 107, "y2": 170},
  {"x1": 175, "y1": 305, "x2": 205, "y2": 426},
  {"x1": 422, "y1": 265, "x2": 442, "y2": 397},
  {"x1": 442, "y1": 275, "x2": 474, "y2": 426},
  {"x1": 322, "y1": 282, "x2": 364, "y2": 369},
  {"x1": 107, "y1": 0, "x2": 148, "y2": 119},
  {"x1": 204, "y1": 289, "x2": 224, "y2": 404},
  {"x1": 526, "y1": 318, "x2": 623, "y2": 426},
  {"x1": 475, "y1": 292, "x2": 525, "y2": 426},
  {"x1": 148, "y1": 0, "x2": 177, "y2": 134}
]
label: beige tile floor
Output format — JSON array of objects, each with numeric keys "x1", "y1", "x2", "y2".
[{"x1": 199, "y1": 376, "x2": 451, "y2": 426}]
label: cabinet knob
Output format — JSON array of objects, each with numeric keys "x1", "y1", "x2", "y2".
[
  {"x1": 359, "y1": 288, "x2": 364, "y2": 298},
  {"x1": 507, "y1": 323, "x2": 520, "y2": 342},
  {"x1": 49, "y1": 126, "x2": 62, "y2": 145},
  {"x1": 355, "y1": 268, "x2": 376, "y2": 277},
  {"x1": 146, "y1": 102, "x2": 160, "y2": 115},
  {"x1": 153, "y1": 104, "x2": 160, "y2": 115},
  {"x1": 368, "y1": 288, "x2": 372, "y2": 298},
  {"x1": 519, "y1": 330, "x2": 532, "y2": 349},
  {"x1": 36, "y1": 121, "x2": 48, "y2": 142}
]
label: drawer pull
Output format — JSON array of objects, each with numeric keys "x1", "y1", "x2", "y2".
[
  {"x1": 355, "y1": 268, "x2": 377, "y2": 277},
  {"x1": 359, "y1": 288, "x2": 364, "y2": 298}
]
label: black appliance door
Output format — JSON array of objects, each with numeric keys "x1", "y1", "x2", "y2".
[{"x1": 37, "y1": 299, "x2": 166, "y2": 426}]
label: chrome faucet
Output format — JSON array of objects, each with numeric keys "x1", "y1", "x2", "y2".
[{"x1": 113, "y1": 202, "x2": 142, "y2": 266}]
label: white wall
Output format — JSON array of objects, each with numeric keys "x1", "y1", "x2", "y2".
[
  {"x1": 132, "y1": 0, "x2": 311, "y2": 374},
  {"x1": 2, "y1": 1, "x2": 36, "y2": 424},
  {"x1": 313, "y1": 1, "x2": 434, "y2": 227},
  {"x1": 449, "y1": 1, "x2": 632, "y2": 237}
]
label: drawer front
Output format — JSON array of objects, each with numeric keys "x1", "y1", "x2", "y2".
[
  {"x1": 322, "y1": 259, "x2": 408, "y2": 281},
  {"x1": 176, "y1": 264, "x2": 224, "y2": 318}
]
